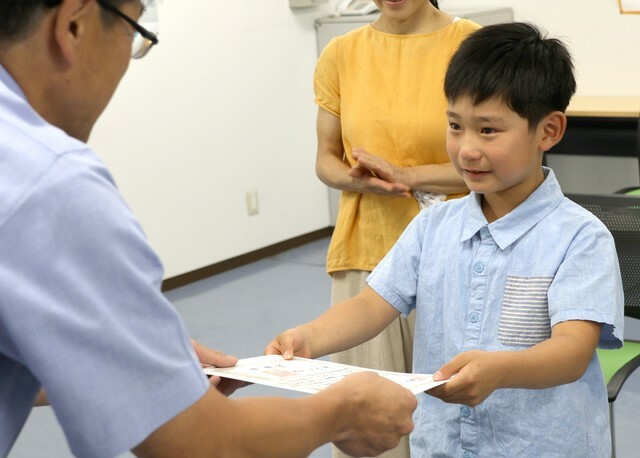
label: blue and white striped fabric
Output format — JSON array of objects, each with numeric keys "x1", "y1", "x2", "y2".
[
  {"x1": 368, "y1": 167, "x2": 624, "y2": 458},
  {"x1": 499, "y1": 275, "x2": 553, "y2": 346},
  {"x1": 0, "y1": 65, "x2": 209, "y2": 458}
]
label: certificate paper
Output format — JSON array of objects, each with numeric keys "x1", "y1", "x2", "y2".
[{"x1": 203, "y1": 355, "x2": 448, "y2": 395}]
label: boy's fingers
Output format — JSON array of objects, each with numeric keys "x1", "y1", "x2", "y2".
[
  {"x1": 433, "y1": 354, "x2": 467, "y2": 380},
  {"x1": 265, "y1": 332, "x2": 297, "y2": 359},
  {"x1": 433, "y1": 365, "x2": 456, "y2": 380},
  {"x1": 279, "y1": 334, "x2": 296, "y2": 359}
]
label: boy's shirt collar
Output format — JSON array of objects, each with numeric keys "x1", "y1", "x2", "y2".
[{"x1": 460, "y1": 167, "x2": 564, "y2": 250}]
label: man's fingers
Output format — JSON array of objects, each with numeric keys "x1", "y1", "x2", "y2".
[{"x1": 191, "y1": 339, "x2": 238, "y2": 368}]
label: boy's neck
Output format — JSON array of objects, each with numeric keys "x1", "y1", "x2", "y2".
[
  {"x1": 480, "y1": 171, "x2": 546, "y2": 223},
  {"x1": 481, "y1": 196, "x2": 511, "y2": 223}
]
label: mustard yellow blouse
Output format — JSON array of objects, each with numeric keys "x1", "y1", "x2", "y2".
[{"x1": 315, "y1": 19, "x2": 480, "y2": 274}]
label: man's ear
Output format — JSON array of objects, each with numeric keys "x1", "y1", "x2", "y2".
[
  {"x1": 52, "y1": 0, "x2": 94, "y2": 66},
  {"x1": 538, "y1": 111, "x2": 567, "y2": 153}
]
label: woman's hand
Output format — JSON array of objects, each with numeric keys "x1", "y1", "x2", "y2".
[{"x1": 349, "y1": 148, "x2": 412, "y2": 197}]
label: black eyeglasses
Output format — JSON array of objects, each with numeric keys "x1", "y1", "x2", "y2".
[{"x1": 96, "y1": 0, "x2": 159, "y2": 59}]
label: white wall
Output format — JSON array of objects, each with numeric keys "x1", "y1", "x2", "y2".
[
  {"x1": 443, "y1": 0, "x2": 640, "y2": 96},
  {"x1": 89, "y1": 0, "x2": 341, "y2": 278},
  {"x1": 89, "y1": 0, "x2": 639, "y2": 279}
]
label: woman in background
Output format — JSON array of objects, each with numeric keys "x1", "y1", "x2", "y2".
[{"x1": 314, "y1": 1, "x2": 479, "y2": 456}]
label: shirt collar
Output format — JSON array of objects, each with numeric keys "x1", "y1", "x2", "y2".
[
  {"x1": 0, "y1": 64, "x2": 27, "y2": 104},
  {"x1": 1, "y1": 64, "x2": 85, "y2": 152},
  {"x1": 460, "y1": 167, "x2": 564, "y2": 250},
  {"x1": 0, "y1": 63, "x2": 43, "y2": 131}
]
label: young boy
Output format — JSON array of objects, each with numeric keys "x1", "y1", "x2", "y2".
[{"x1": 266, "y1": 22, "x2": 624, "y2": 457}]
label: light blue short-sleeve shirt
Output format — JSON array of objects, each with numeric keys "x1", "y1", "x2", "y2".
[
  {"x1": 0, "y1": 66, "x2": 209, "y2": 457},
  {"x1": 368, "y1": 168, "x2": 624, "y2": 458}
]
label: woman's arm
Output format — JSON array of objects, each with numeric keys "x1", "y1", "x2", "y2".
[
  {"x1": 315, "y1": 108, "x2": 411, "y2": 197},
  {"x1": 350, "y1": 148, "x2": 469, "y2": 195}
]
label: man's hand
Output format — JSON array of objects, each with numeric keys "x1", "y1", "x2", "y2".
[
  {"x1": 327, "y1": 372, "x2": 417, "y2": 457},
  {"x1": 191, "y1": 339, "x2": 246, "y2": 396}
]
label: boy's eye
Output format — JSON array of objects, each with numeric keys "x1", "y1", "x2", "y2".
[
  {"x1": 480, "y1": 127, "x2": 496, "y2": 134},
  {"x1": 448, "y1": 122, "x2": 461, "y2": 131}
]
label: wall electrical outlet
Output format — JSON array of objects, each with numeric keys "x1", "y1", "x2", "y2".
[{"x1": 246, "y1": 189, "x2": 259, "y2": 216}]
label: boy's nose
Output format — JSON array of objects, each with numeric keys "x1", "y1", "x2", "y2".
[{"x1": 458, "y1": 138, "x2": 482, "y2": 161}]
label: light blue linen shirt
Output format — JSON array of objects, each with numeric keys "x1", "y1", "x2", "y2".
[
  {"x1": 368, "y1": 168, "x2": 624, "y2": 458},
  {"x1": 0, "y1": 66, "x2": 208, "y2": 457}
]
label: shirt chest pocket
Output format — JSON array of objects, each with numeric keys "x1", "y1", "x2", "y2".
[{"x1": 499, "y1": 275, "x2": 553, "y2": 347}]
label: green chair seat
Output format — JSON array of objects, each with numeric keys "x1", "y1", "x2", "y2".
[
  {"x1": 614, "y1": 186, "x2": 640, "y2": 196},
  {"x1": 598, "y1": 342, "x2": 640, "y2": 385}
]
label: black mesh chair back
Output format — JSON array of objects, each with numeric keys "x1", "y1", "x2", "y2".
[
  {"x1": 565, "y1": 193, "x2": 640, "y2": 319},
  {"x1": 565, "y1": 192, "x2": 640, "y2": 457}
]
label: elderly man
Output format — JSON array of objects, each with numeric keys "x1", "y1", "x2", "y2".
[{"x1": 0, "y1": 1, "x2": 416, "y2": 456}]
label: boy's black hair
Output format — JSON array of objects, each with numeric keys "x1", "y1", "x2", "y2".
[{"x1": 444, "y1": 22, "x2": 576, "y2": 128}]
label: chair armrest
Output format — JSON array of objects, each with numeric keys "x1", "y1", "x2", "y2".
[{"x1": 608, "y1": 345, "x2": 640, "y2": 402}]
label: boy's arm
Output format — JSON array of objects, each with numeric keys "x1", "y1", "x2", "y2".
[
  {"x1": 134, "y1": 370, "x2": 417, "y2": 458},
  {"x1": 266, "y1": 286, "x2": 401, "y2": 359},
  {"x1": 429, "y1": 320, "x2": 601, "y2": 407}
]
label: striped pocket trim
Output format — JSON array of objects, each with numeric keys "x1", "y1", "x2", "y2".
[{"x1": 499, "y1": 275, "x2": 553, "y2": 347}]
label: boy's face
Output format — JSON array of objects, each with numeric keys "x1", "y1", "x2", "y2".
[{"x1": 446, "y1": 96, "x2": 547, "y2": 219}]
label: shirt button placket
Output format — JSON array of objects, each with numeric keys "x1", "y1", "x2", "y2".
[{"x1": 461, "y1": 226, "x2": 494, "y2": 457}]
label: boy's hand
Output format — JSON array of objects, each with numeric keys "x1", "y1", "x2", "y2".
[
  {"x1": 427, "y1": 350, "x2": 502, "y2": 407},
  {"x1": 264, "y1": 328, "x2": 312, "y2": 360}
]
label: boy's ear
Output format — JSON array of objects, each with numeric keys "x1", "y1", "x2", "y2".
[
  {"x1": 52, "y1": 0, "x2": 94, "y2": 67},
  {"x1": 538, "y1": 111, "x2": 567, "y2": 152}
]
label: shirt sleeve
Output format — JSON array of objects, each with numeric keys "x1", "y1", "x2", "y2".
[
  {"x1": 548, "y1": 217, "x2": 624, "y2": 349},
  {"x1": 314, "y1": 36, "x2": 341, "y2": 117},
  {"x1": 0, "y1": 151, "x2": 208, "y2": 457},
  {"x1": 367, "y1": 211, "x2": 429, "y2": 317}
]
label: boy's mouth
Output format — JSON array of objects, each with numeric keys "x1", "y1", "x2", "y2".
[{"x1": 464, "y1": 169, "x2": 490, "y2": 177}]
